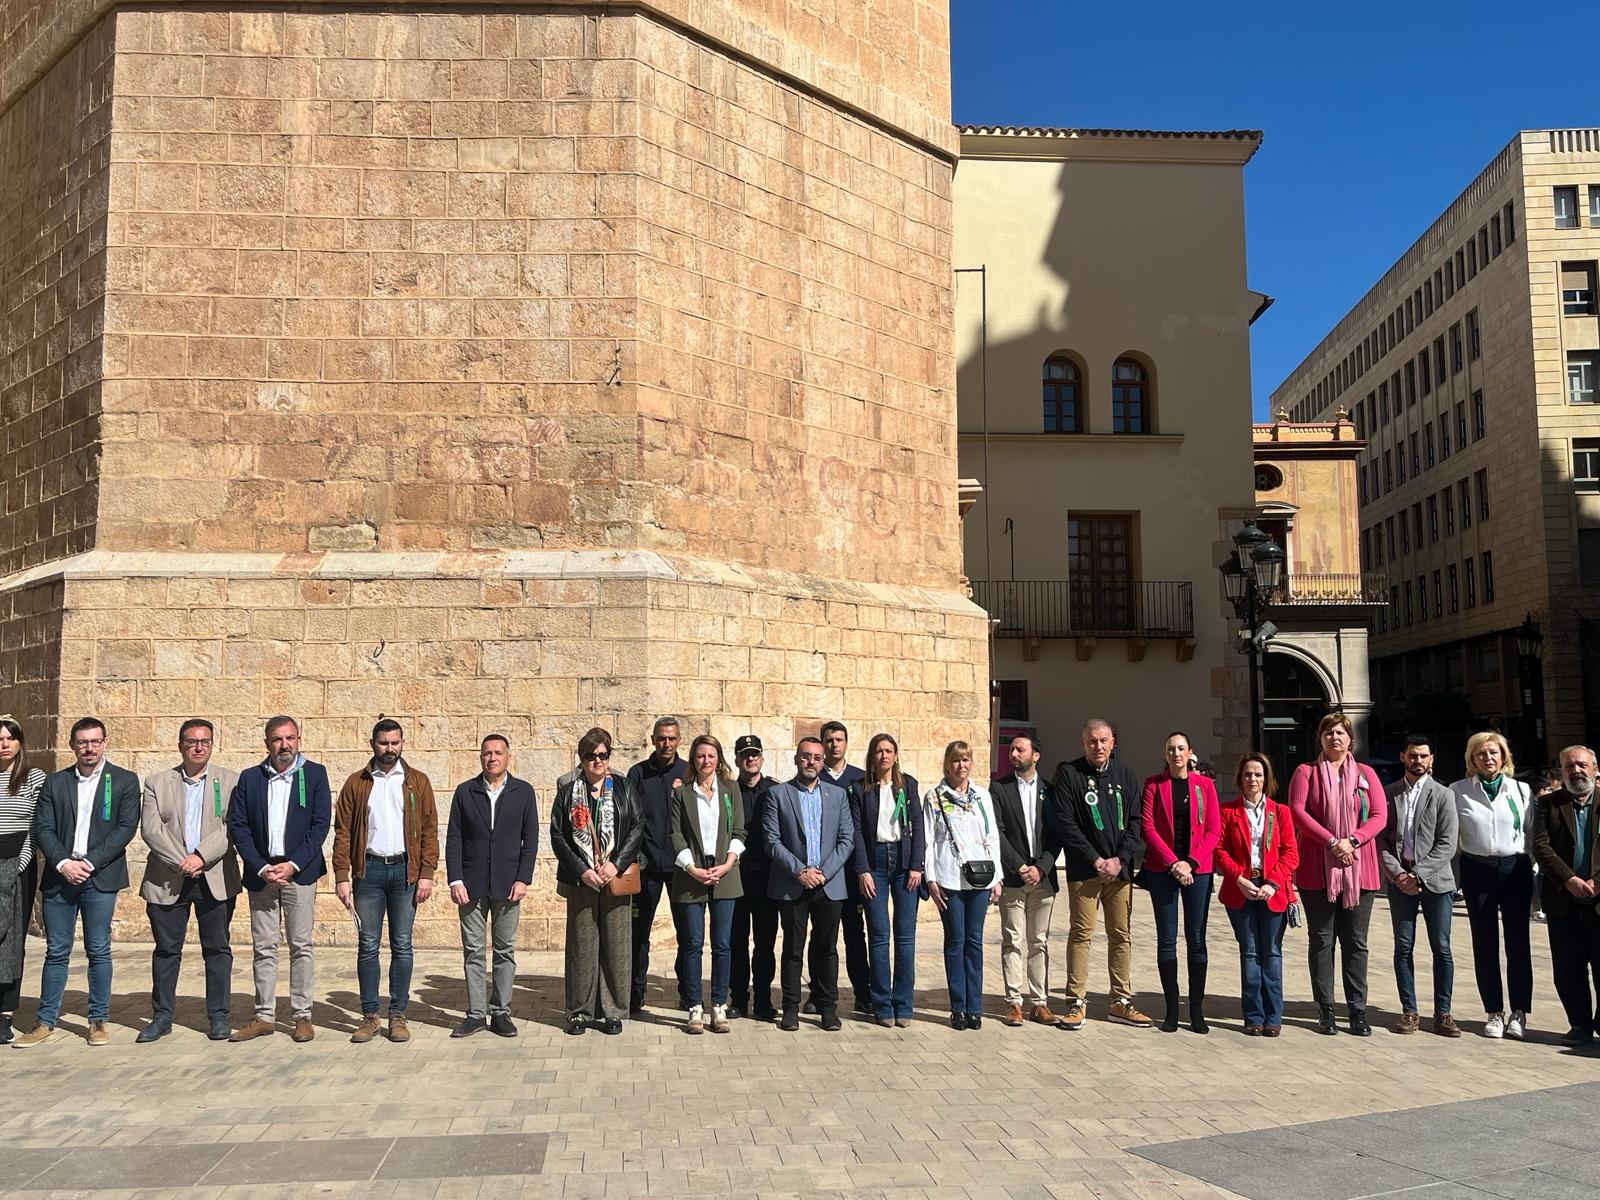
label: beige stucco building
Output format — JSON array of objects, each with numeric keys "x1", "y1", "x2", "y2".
[
  {"x1": 0, "y1": 1, "x2": 989, "y2": 947},
  {"x1": 1273, "y1": 128, "x2": 1600, "y2": 772},
  {"x1": 1252, "y1": 415, "x2": 1384, "y2": 768},
  {"x1": 953, "y1": 125, "x2": 1264, "y2": 775}
]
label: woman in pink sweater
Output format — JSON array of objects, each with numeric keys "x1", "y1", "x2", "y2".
[{"x1": 1288, "y1": 712, "x2": 1388, "y2": 1037}]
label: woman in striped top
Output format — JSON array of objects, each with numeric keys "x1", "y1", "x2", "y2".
[{"x1": 0, "y1": 717, "x2": 46, "y2": 1044}]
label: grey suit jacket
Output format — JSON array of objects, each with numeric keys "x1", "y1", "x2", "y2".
[
  {"x1": 1380, "y1": 774, "x2": 1458, "y2": 894},
  {"x1": 763, "y1": 777, "x2": 854, "y2": 902},
  {"x1": 140, "y1": 764, "x2": 243, "y2": 904}
]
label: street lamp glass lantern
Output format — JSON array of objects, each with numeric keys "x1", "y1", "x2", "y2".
[
  {"x1": 1515, "y1": 613, "x2": 1543, "y2": 659},
  {"x1": 1251, "y1": 539, "x2": 1286, "y2": 593},
  {"x1": 1220, "y1": 551, "x2": 1248, "y2": 603},
  {"x1": 1233, "y1": 522, "x2": 1268, "y2": 553}
]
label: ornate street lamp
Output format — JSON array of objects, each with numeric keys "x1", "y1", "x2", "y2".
[
  {"x1": 1515, "y1": 612, "x2": 1545, "y2": 769},
  {"x1": 1221, "y1": 523, "x2": 1286, "y2": 752}
]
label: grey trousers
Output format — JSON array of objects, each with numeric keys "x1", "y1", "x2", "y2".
[
  {"x1": 248, "y1": 880, "x2": 316, "y2": 1020},
  {"x1": 561, "y1": 881, "x2": 631, "y2": 1021},
  {"x1": 460, "y1": 897, "x2": 520, "y2": 1018}
]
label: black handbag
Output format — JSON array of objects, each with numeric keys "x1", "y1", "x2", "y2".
[{"x1": 935, "y1": 793, "x2": 996, "y2": 889}]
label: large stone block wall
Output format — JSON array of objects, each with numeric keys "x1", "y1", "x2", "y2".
[
  {"x1": 0, "y1": 17, "x2": 113, "y2": 575},
  {"x1": 28, "y1": 551, "x2": 988, "y2": 946}
]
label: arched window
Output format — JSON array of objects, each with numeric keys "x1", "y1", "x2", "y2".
[
  {"x1": 1112, "y1": 357, "x2": 1151, "y2": 433},
  {"x1": 1043, "y1": 354, "x2": 1082, "y2": 432}
]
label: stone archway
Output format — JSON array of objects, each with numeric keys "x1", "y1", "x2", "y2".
[{"x1": 1261, "y1": 645, "x2": 1338, "y2": 778}]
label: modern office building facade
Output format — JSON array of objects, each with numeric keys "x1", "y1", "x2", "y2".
[{"x1": 1271, "y1": 128, "x2": 1600, "y2": 771}]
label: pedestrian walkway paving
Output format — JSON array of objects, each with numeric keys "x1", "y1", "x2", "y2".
[{"x1": 3, "y1": 895, "x2": 1598, "y2": 1198}]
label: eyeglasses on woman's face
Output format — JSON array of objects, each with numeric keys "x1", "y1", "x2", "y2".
[{"x1": 583, "y1": 750, "x2": 611, "y2": 762}]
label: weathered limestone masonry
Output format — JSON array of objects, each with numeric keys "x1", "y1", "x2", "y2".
[{"x1": 0, "y1": 3, "x2": 987, "y2": 948}]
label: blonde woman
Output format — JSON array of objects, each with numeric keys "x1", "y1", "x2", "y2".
[
  {"x1": 1451, "y1": 731, "x2": 1534, "y2": 1039},
  {"x1": 924, "y1": 741, "x2": 1002, "y2": 1029}
]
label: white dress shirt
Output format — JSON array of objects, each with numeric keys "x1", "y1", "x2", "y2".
[
  {"x1": 1452, "y1": 776, "x2": 1528, "y2": 858},
  {"x1": 65, "y1": 764, "x2": 104, "y2": 868},
  {"x1": 676, "y1": 780, "x2": 743, "y2": 866},
  {"x1": 1243, "y1": 798, "x2": 1267, "y2": 871},
  {"x1": 1016, "y1": 773, "x2": 1039, "y2": 858},
  {"x1": 875, "y1": 781, "x2": 902, "y2": 843},
  {"x1": 486, "y1": 775, "x2": 506, "y2": 829},
  {"x1": 265, "y1": 763, "x2": 295, "y2": 861},
  {"x1": 1398, "y1": 777, "x2": 1425, "y2": 862},
  {"x1": 366, "y1": 762, "x2": 406, "y2": 856}
]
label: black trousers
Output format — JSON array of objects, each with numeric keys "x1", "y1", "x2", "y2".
[
  {"x1": 806, "y1": 889, "x2": 869, "y2": 1007},
  {"x1": 1547, "y1": 907, "x2": 1600, "y2": 1033},
  {"x1": 147, "y1": 876, "x2": 235, "y2": 1021},
  {"x1": 1461, "y1": 853, "x2": 1534, "y2": 1014},
  {"x1": 631, "y1": 869, "x2": 688, "y2": 1008},
  {"x1": 1302, "y1": 888, "x2": 1375, "y2": 1009},
  {"x1": 730, "y1": 871, "x2": 779, "y2": 1012},
  {"x1": 780, "y1": 889, "x2": 842, "y2": 1014}
]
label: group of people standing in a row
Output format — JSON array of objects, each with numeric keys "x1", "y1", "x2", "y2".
[{"x1": 1, "y1": 709, "x2": 1598, "y2": 1047}]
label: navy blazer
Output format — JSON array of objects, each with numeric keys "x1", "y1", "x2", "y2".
[
  {"x1": 764, "y1": 776, "x2": 854, "y2": 901},
  {"x1": 229, "y1": 758, "x2": 333, "y2": 891},
  {"x1": 848, "y1": 772, "x2": 925, "y2": 877},
  {"x1": 33, "y1": 763, "x2": 142, "y2": 894},
  {"x1": 446, "y1": 775, "x2": 540, "y2": 903}
]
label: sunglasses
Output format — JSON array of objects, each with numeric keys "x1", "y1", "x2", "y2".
[{"x1": 583, "y1": 751, "x2": 612, "y2": 762}]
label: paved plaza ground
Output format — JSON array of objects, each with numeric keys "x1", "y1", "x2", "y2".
[{"x1": 4, "y1": 895, "x2": 1599, "y2": 1200}]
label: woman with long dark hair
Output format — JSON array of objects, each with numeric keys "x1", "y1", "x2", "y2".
[
  {"x1": 850, "y1": 733, "x2": 924, "y2": 1027},
  {"x1": 0, "y1": 717, "x2": 46, "y2": 1044}
]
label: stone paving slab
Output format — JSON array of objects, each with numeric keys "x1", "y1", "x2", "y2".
[{"x1": 4, "y1": 895, "x2": 1600, "y2": 1198}]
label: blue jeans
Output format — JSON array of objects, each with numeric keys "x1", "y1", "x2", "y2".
[
  {"x1": 1389, "y1": 883, "x2": 1454, "y2": 1015},
  {"x1": 37, "y1": 883, "x2": 118, "y2": 1025},
  {"x1": 863, "y1": 843, "x2": 919, "y2": 1018},
  {"x1": 680, "y1": 896, "x2": 735, "y2": 1007},
  {"x1": 1227, "y1": 901, "x2": 1286, "y2": 1026},
  {"x1": 354, "y1": 856, "x2": 417, "y2": 1016},
  {"x1": 939, "y1": 887, "x2": 989, "y2": 1015},
  {"x1": 1146, "y1": 871, "x2": 1213, "y2": 963}
]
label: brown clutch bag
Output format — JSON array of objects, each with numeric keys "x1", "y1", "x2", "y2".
[{"x1": 605, "y1": 862, "x2": 641, "y2": 896}]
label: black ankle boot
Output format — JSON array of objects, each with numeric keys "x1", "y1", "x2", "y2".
[
  {"x1": 1158, "y1": 959, "x2": 1181, "y2": 1032},
  {"x1": 0, "y1": 1014, "x2": 12, "y2": 1045},
  {"x1": 1188, "y1": 959, "x2": 1209, "y2": 1034},
  {"x1": 1317, "y1": 1004, "x2": 1338, "y2": 1034}
]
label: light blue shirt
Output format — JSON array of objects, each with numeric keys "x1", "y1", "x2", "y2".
[
  {"x1": 800, "y1": 781, "x2": 822, "y2": 869},
  {"x1": 181, "y1": 770, "x2": 206, "y2": 854}
]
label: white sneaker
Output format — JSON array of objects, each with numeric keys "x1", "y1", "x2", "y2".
[
  {"x1": 1506, "y1": 1011, "x2": 1526, "y2": 1040},
  {"x1": 685, "y1": 1004, "x2": 704, "y2": 1034},
  {"x1": 1484, "y1": 1012, "x2": 1505, "y2": 1038}
]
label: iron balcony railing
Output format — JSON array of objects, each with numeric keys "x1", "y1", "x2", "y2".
[
  {"x1": 1276, "y1": 572, "x2": 1389, "y2": 606},
  {"x1": 972, "y1": 580, "x2": 1195, "y2": 639}
]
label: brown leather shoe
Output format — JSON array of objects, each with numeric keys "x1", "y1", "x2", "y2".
[
  {"x1": 1396, "y1": 1011, "x2": 1420, "y2": 1034},
  {"x1": 229, "y1": 1017, "x2": 275, "y2": 1042},
  {"x1": 1031, "y1": 1003, "x2": 1061, "y2": 1026},
  {"x1": 292, "y1": 1018, "x2": 315, "y2": 1043},
  {"x1": 350, "y1": 1015, "x2": 381, "y2": 1044},
  {"x1": 388, "y1": 1015, "x2": 411, "y2": 1043},
  {"x1": 86, "y1": 1020, "x2": 110, "y2": 1046},
  {"x1": 1059, "y1": 1001, "x2": 1086, "y2": 1030},
  {"x1": 1108, "y1": 998, "x2": 1153, "y2": 1028},
  {"x1": 12, "y1": 1023, "x2": 60, "y2": 1048},
  {"x1": 1003, "y1": 1002, "x2": 1025, "y2": 1027},
  {"x1": 1433, "y1": 1012, "x2": 1462, "y2": 1038}
]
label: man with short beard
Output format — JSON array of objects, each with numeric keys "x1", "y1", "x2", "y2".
[
  {"x1": 1530, "y1": 745, "x2": 1600, "y2": 1045},
  {"x1": 627, "y1": 716, "x2": 692, "y2": 1013}
]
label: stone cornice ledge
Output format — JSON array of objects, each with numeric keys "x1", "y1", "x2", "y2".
[
  {"x1": 0, "y1": 0, "x2": 959, "y2": 161},
  {"x1": 0, "y1": 550, "x2": 986, "y2": 617}
]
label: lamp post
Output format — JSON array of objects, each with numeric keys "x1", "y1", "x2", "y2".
[
  {"x1": 1221, "y1": 523, "x2": 1287, "y2": 752},
  {"x1": 1515, "y1": 612, "x2": 1545, "y2": 771}
]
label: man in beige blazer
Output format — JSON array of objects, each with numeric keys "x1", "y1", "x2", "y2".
[{"x1": 137, "y1": 718, "x2": 242, "y2": 1043}]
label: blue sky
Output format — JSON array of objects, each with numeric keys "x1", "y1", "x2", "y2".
[{"x1": 951, "y1": 1, "x2": 1593, "y2": 417}]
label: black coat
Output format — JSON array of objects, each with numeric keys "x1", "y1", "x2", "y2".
[
  {"x1": 847, "y1": 773, "x2": 925, "y2": 877},
  {"x1": 1051, "y1": 755, "x2": 1142, "y2": 882},
  {"x1": 548, "y1": 770, "x2": 644, "y2": 888},
  {"x1": 445, "y1": 775, "x2": 540, "y2": 903},
  {"x1": 738, "y1": 774, "x2": 777, "y2": 877},
  {"x1": 33, "y1": 764, "x2": 141, "y2": 894},
  {"x1": 991, "y1": 772, "x2": 1061, "y2": 892},
  {"x1": 627, "y1": 755, "x2": 691, "y2": 873}
]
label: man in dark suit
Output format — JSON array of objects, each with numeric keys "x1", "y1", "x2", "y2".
[
  {"x1": 765, "y1": 737, "x2": 854, "y2": 1032},
  {"x1": 626, "y1": 715, "x2": 692, "y2": 1013},
  {"x1": 819, "y1": 720, "x2": 868, "y2": 1012},
  {"x1": 993, "y1": 733, "x2": 1062, "y2": 1027},
  {"x1": 13, "y1": 717, "x2": 139, "y2": 1048},
  {"x1": 1530, "y1": 745, "x2": 1600, "y2": 1045},
  {"x1": 227, "y1": 715, "x2": 333, "y2": 1044},
  {"x1": 446, "y1": 733, "x2": 539, "y2": 1038},
  {"x1": 1379, "y1": 734, "x2": 1460, "y2": 1037}
]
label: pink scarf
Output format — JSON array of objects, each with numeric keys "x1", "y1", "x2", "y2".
[{"x1": 1315, "y1": 755, "x2": 1362, "y2": 909}]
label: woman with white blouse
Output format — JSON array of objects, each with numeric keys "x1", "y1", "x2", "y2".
[
  {"x1": 1451, "y1": 731, "x2": 1535, "y2": 1039},
  {"x1": 924, "y1": 741, "x2": 1002, "y2": 1029},
  {"x1": 0, "y1": 717, "x2": 47, "y2": 1045}
]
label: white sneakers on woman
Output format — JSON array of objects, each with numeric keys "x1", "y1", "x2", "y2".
[
  {"x1": 1506, "y1": 1011, "x2": 1526, "y2": 1039},
  {"x1": 1483, "y1": 1012, "x2": 1504, "y2": 1038}
]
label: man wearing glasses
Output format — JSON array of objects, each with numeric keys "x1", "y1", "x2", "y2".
[
  {"x1": 14, "y1": 717, "x2": 140, "y2": 1047},
  {"x1": 135, "y1": 719, "x2": 242, "y2": 1043}
]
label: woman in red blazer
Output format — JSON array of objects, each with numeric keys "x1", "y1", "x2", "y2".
[
  {"x1": 1216, "y1": 753, "x2": 1299, "y2": 1036},
  {"x1": 1140, "y1": 732, "x2": 1222, "y2": 1033}
]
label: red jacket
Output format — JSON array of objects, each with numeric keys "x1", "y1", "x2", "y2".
[
  {"x1": 1140, "y1": 771, "x2": 1222, "y2": 874},
  {"x1": 1216, "y1": 798, "x2": 1299, "y2": 911}
]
